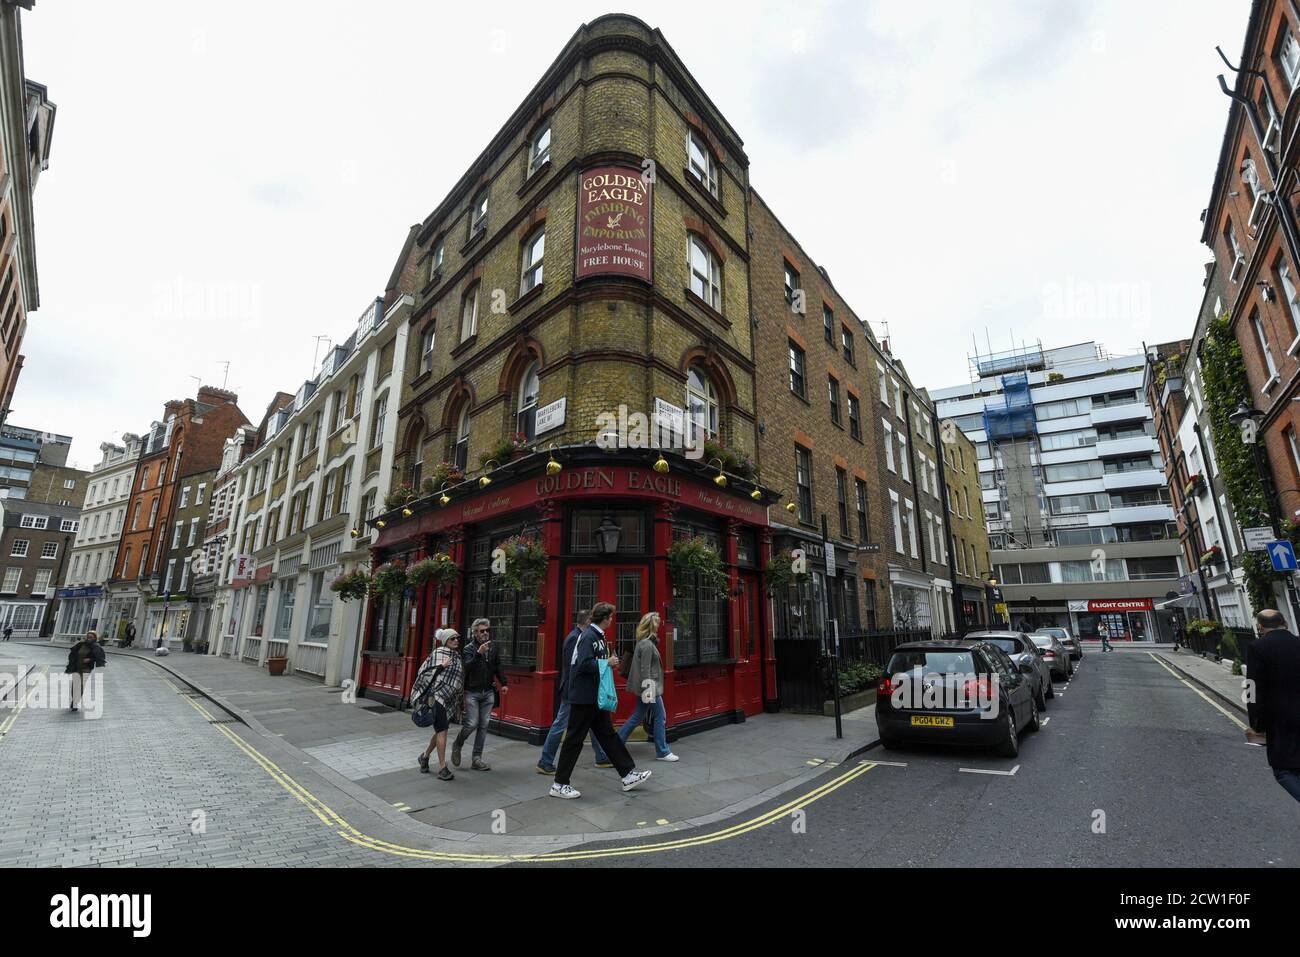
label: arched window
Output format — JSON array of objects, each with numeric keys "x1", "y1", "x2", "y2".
[
  {"x1": 516, "y1": 363, "x2": 540, "y2": 441},
  {"x1": 453, "y1": 406, "x2": 471, "y2": 472},
  {"x1": 520, "y1": 227, "x2": 545, "y2": 293},
  {"x1": 688, "y1": 235, "x2": 721, "y2": 310},
  {"x1": 686, "y1": 366, "x2": 719, "y2": 441}
]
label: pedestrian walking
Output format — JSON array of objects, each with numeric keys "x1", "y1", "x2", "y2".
[
  {"x1": 413, "y1": 628, "x2": 466, "y2": 781},
  {"x1": 1098, "y1": 622, "x2": 1114, "y2": 652},
  {"x1": 65, "y1": 629, "x2": 106, "y2": 713},
  {"x1": 2, "y1": 625, "x2": 11, "y2": 641},
  {"x1": 537, "y1": 609, "x2": 611, "y2": 774},
  {"x1": 549, "y1": 601, "x2": 651, "y2": 800},
  {"x1": 617, "y1": 611, "x2": 678, "y2": 761},
  {"x1": 1245, "y1": 608, "x2": 1300, "y2": 804},
  {"x1": 124, "y1": 623, "x2": 136, "y2": 648},
  {"x1": 452, "y1": 617, "x2": 508, "y2": 771}
]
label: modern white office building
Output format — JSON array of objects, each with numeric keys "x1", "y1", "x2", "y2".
[{"x1": 931, "y1": 341, "x2": 1185, "y2": 642}]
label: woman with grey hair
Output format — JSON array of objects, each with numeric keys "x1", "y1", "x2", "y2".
[{"x1": 415, "y1": 628, "x2": 465, "y2": 781}]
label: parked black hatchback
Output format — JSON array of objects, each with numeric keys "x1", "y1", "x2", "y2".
[{"x1": 875, "y1": 639, "x2": 1040, "y2": 757}]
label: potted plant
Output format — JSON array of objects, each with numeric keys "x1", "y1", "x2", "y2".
[
  {"x1": 330, "y1": 569, "x2": 371, "y2": 602},
  {"x1": 1183, "y1": 473, "x2": 1206, "y2": 498},
  {"x1": 384, "y1": 484, "x2": 415, "y2": 511},
  {"x1": 765, "y1": 550, "x2": 810, "y2": 592},
  {"x1": 667, "y1": 536, "x2": 729, "y2": 595},
  {"x1": 408, "y1": 553, "x2": 460, "y2": 590},
  {"x1": 370, "y1": 559, "x2": 409, "y2": 598},
  {"x1": 481, "y1": 433, "x2": 530, "y2": 467},
  {"x1": 266, "y1": 656, "x2": 288, "y2": 676},
  {"x1": 182, "y1": 636, "x2": 194, "y2": 653},
  {"x1": 499, "y1": 535, "x2": 548, "y2": 601},
  {"x1": 702, "y1": 437, "x2": 756, "y2": 481},
  {"x1": 1199, "y1": 544, "x2": 1223, "y2": 568},
  {"x1": 421, "y1": 462, "x2": 465, "y2": 497}
]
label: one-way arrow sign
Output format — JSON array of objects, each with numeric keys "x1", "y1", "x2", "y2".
[{"x1": 1268, "y1": 540, "x2": 1297, "y2": 572}]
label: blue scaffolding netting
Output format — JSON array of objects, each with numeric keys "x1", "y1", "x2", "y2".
[{"x1": 982, "y1": 372, "x2": 1038, "y2": 441}]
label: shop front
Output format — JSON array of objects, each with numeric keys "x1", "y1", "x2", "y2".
[
  {"x1": 1066, "y1": 598, "x2": 1163, "y2": 641},
  {"x1": 363, "y1": 452, "x2": 774, "y2": 741},
  {"x1": 957, "y1": 584, "x2": 987, "y2": 630},
  {"x1": 54, "y1": 585, "x2": 104, "y2": 638}
]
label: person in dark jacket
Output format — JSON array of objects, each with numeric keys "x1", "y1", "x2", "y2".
[
  {"x1": 1246, "y1": 608, "x2": 1300, "y2": 803},
  {"x1": 549, "y1": 602, "x2": 650, "y2": 800},
  {"x1": 2, "y1": 625, "x2": 11, "y2": 641},
  {"x1": 537, "y1": 610, "x2": 609, "y2": 774},
  {"x1": 451, "y1": 618, "x2": 508, "y2": 771},
  {"x1": 65, "y1": 630, "x2": 106, "y2": 712}
]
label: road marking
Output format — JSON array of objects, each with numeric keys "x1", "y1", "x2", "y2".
[
  {"x1": 959, "y1": 764, "x2": 1020, "y2": 776},
  {"x1": 1041, "y1": 716, "x2": 1050, "y2": 726},
  {"x1": 1147, "y1": 653, "x2": 1248, "y2": 731},
  {"x1": 0, "y1": 665, "x2": 42, "y2": 739},
  {"x1": 806, "y1": 758, "x2": 825, "y2": 766},
  {"x1": 165, "y1": 678, "x2": 878, "y2": 861},
  {"x1": 865, "y1": 759, "x2": 908, "y2": 767},
  {"x1": 656, "y1": 818, "x2": 669, "y2": 825}
]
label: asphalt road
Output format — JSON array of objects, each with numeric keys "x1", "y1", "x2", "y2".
[{"x1": 528, "y1": 649, "x2": 1300, "y2": 867}]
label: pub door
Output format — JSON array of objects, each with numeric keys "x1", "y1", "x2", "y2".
[
  {"x1": 734, "y1": 572, "x2": 764, "y2": 716},
  {"x1": 565, "y1": 564, "x2": 649, "y2": 724}
]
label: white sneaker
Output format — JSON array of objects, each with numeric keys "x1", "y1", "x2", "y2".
[
  {"x1": 549, "y1": 783, "x2": 581, "y2": 800},
  {"x1": 656, "y1": 753, "x2": 680, "y2": 762},
  {"x1": 621, "y1": 769, "x2": 652, "y2": 792}
]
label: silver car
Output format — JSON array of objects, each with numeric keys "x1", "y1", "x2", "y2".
[
  {"x1": 964, "y1": 630, "x2": 1053, "y2": 710},
  {"x1": 1035, "y1": 626, "x2": 1082, "y2": 661},
  {"x1": 1029, "y1": 632, "x2": 1073, "y2": 680}
]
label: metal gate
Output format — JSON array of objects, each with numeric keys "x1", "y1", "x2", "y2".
[{"x1": 773, "y1": 638, "x2": 827, "y2": 713}]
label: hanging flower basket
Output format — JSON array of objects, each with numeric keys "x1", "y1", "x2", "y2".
[
  {"x1": 329, "y1": 570, "x2": 371, "y2": 602},
  {"x1": 667, "y1": 536, "x2": 729, "y2": 595},
  {"x1": 408, "y1": 553, "x2": 460, "y2": 590},
  {"x1": 421, "y1": 462, "x2": 464, "y2": 497},
  {"x1": 1183, "y1": 474, "x2": 1205, "y2": 499},
  {"x1": 765, "y1": 550, "x2": 810, "y2": 592},
  {"x1": 1199, "y1": 545, "x2": 1223, "y2": 568},
  {"x1": 481, "y1": 433, "x2": 531, "y2": 468},
  {"x1": 500, "y1": 535, "x2": 548, "y2": 600},
  {"x1": 370, "y1": 560, "x2": 409, "y2": 598}
]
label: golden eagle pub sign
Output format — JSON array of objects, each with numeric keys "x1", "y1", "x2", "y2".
[{"x1": 576, "y1": 165, "x2": 652, "y2": 282}]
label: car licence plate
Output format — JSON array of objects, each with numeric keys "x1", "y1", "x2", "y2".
[{"x1": 910, "y1": 715, "x2": 954, "y2": 728}]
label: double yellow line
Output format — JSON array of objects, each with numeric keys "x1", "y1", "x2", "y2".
[
  {"x1": 165, "y1": 675, "x2": 877, "y2": 863},
  {"x1": 0, "y1": 665, "x2": 42, "y2": 739},
  {"x1": 1148, "y1": 653, "x2": 1248, "y2": 731}
]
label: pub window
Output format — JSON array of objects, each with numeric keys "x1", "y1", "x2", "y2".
[
  {"x1": 569, "y1": 509, "x2": 647, "y2": 554},
  {"x1": 418, "y1": 323, "x2": 436, "y2": 376},
  {"x1": 529, "y1": 121, "x2": 551, "y2": 175},
  {"x1": 464, "y1": 530, "x2": 538, "y2": 667},
  {"x1": 735, "y1": 529, "x2": 757, "y2": 568},
  {"x1": 460, "y1": 283, "x2": 479, "y2": 342},
  {"x1": 688, "y1": 235, "x2": 721, "y2": 310},
  {"x1": 687, "y1": 129, "x2": 718, "y2": 198},
  {"x1": 452, "y1": 405, "x2": 471, "y2": 471},
  {"x1": 672, "y1": 523, "x2": 727, "y2": 666},
  {"x1": 686, "y1": 366, "x2": 720, "y2": 441},
  {"x1": 470, "y1": 187, "x2": 489, "y2": 236},
  {"x1": 520, "y1": 227, "x2": 545, "y2": 294},
  {"x1": 516, "y1": 363, "x2": 540, "y2": 441}
]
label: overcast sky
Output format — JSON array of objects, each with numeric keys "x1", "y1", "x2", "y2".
[{"x1": 17, "y1": 0, "x2": 1249, "y2": 468}]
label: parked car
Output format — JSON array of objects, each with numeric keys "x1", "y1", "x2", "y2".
[
  {"x1": 966, "y1": 630, "x2": 1053, "y2": 709},
  {"x1": 876, "y1": 639, "x2": 1040, "y2": 757},
  {"x1": 1029, "y1": 632, "x2": 1073, "y2": 680},
  {"x1": 1035, "y1": 626, "x2": 1082, "y2": 661}
]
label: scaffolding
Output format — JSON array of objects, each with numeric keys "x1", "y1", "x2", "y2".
[{"x1": 983, "y1": 372, "x2": 1047, "y2": 549}]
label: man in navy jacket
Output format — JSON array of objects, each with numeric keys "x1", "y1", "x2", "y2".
[
  {"x1": 536, "y1": 611, "x2": 609, "y2": 773},
  {"x1": 550, "y1": 602, "x2": 651, "y2": 799},
  {"x1": 1246, "y1": 608, "x2": 1300, "y2": 803}
]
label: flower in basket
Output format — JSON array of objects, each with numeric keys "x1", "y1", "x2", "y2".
[
  {"x1": 370, "y1": 559, "x2": 409, "y2": 598},
  {"x1": 499, "y1": 535, "x2": 548, "y2": 600},
  {"x1": 329, "y1": 570, "x2": 371, "y2": 602},
  {"x1": 765, "y1": 550, "x2": 810, "y2": 591},
  {"x1": 407, "y1": 554, "x2": 460, "y2": 589},
  {"x1": 1199, "y1": 544, "x2": 1223, "y2": 567},
  {"x1": 383, "y1": 484, "x2": 415, "y2": 511},
  {"x1": 667, "y1": 536, "x2": 729, "y2": 595}
]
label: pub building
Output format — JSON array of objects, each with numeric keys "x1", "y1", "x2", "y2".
[
  {"x1": 362, "y1": 446, "x2": 779, "y2": 739},
  {"x1": 349, "y1": 14, "x2": 792, "y2": 736}
]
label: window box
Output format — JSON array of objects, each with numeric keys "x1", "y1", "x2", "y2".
[{"x1": 1182, "y1": 473, "x2": 1205, "y2": 499}]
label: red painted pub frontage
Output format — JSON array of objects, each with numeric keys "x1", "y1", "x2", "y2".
[{"x1": 359, "y1": 448, "x2": 777, "y2": 741}]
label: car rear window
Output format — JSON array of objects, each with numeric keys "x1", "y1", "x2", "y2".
[
  {"x1": 1029, "y1": 635, "x2": 1053, "y2": 648},
  {"x1": 983, "y1": 637, "x2": 1023, "y2": 654},
  {"x1": 1037, "y1": 629, "x2": 1066, "y2": 638},
  {"x1": 886, "y1": 650, "x2": 978, "y2": 675}
]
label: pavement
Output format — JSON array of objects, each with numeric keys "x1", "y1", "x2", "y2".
[{"x1": 12, "y1": 638, "x2": 875, "y2": 842}]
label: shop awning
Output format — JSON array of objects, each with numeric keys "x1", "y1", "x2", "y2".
[{"x1": 1156, "y1": 595, "x2": 1197, "y2": 610}]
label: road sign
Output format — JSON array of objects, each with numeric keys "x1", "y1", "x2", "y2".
[
  {"x1": 1267, "y1": 540, "x2": 1297, "y2": 572},
  {"x1": 1244, "y1": 526, "x2": 1278, "y2": 552}
]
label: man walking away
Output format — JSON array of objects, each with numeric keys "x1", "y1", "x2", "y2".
[
  {"x1": 2, "y1": 625, "x2": 11, "y2": 641},
  {"x1": 453, "y1": 618, "x2": 508, "y2": 771},
  {"x1": 550, "y1": 602, "x2": 651, "y2": 799},
  {"x1": 1246, "y1": 608, "x2": 1300, "y2": 804},
  {"x1": 537, "y1": 610, "x2": 610, "y2": 774},
  {"x1": 65, "y1": 630, "x2": 106, "y2": 712}
]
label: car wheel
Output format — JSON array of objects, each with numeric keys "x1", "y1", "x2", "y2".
[
  {"x1": 879, "y1": 735, "x2": 899, "y2": 751},
  {"x1": 996, "y1": 707, "x2": 1020, "y2": 758},
  {"x1": 1027, "y1": 695, "x2": 1041, "y2": 733},
  {"x1": 1035, "y1": 683, "x2": 1047, "y2": 711},
  {"x1": 1067, "y1": 660, "x2": 1074, "y2": 678},
  {"x1": 1046, "y1": 677, "x2": 1055, "y2": 699}
]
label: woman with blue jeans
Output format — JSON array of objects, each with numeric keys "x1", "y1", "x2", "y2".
[{"x1": 618, "y1": 612, "x2": 678, "y2": 762}]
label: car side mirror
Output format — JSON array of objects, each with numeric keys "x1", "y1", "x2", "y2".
[{"x1": 1019, "y1": 662, "x2": 1035, "y2": 675}]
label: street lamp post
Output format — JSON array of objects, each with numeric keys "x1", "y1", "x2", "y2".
[{"x1": 1227, "y1": 401, "x2": 1300, "y2": 627}]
